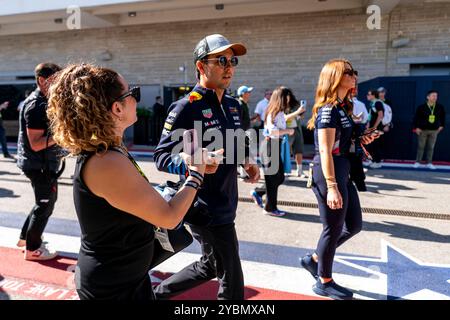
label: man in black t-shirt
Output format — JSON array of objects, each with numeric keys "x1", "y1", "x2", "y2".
[
  {"x1": 152, "y1": 96, "x2": 166, "y2": 144},
  {"x1": 413, "y1": 90, "x2": 446, "y2": 169},
  {"x1": 366, "y1": 89, "x2": 384, "y2": 168},
  {"x1": 0, "y1": 101, "x2": 14, "y2": 159},
  {"x1": 16, "y1": 62, "x2": 62, "y2": 261},
  {"x1": 236, "y1": 85, "x2": 253, "y2": 131}
]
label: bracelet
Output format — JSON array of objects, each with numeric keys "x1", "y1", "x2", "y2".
[
  {"x1": 184, "y1": 180, "x2": 200, "y2": 190},
  {"x1": 189, "y1": 170, "x2": 204, "y2": 184},
  {"x1": 327, "y1": 183, "x2": 338, "y2": 189}
]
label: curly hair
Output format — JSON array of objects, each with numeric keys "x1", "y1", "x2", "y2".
[{"x1": 47, "y1": 64, "x2": 124, "y2": 155}]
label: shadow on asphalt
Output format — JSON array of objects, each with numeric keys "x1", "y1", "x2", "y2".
[
  {"x1": 366, "y1": 170, "x2": 450, "y2": 185},
  {"x1": 0, "y1": 188, "x2": 20, "y2": 198},
  {"x1": 279, "y1": 211, "x2": 449, "y2": 244},
  {"x1": 283, "y1": 176, "x2": 430, "y2": 199},
  {"x1": 0, "y1": 171, "x2": 21, "y2": 176},
  {"x1": 35, "y1": 257, "x2": 76, "y2": 272},
  {"x1": 353, "y1": 289, "x2": 401, "y2": 300},
  {"x1": 362, "y1": 221, "x2": 450, "y2": 244}
]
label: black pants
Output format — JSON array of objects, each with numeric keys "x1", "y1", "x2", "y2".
[
  {"x1": 349, "y1": 153, "x2": 366, "y2": 191},
  {"x1": 312, "y1": 156, "x2": 362, "y2": 278},
  {"x1": 20, "y1": 170, "x2": 58, "y2": 251},
  {"x1": 0, "y1": 120, "x2": 10, "y2": 156},
  {"x1": 254, "y1": 138, "x2": 284, "y2": 212},
  {"x1": 154, "y1": 223, "x2": 244, "y2": 300}
]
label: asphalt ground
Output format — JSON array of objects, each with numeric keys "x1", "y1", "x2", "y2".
[{"x1": 0, "y1": 155, "x2": 449, "y2": 300}]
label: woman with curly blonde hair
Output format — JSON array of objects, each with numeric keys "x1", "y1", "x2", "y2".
[
  {"x1": 47, "y1": 63, "x2": 216, "y2": 300},
  {"x1": 300, "y1": 59, "x2": 380, "y2": 299}
]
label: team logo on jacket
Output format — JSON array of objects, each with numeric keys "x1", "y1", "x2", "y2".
[
  {"x1": 229, "y1": 107, "x2": 238, "y2": 113},
  {"x1": 189, "y1": 92, "x2": 203, "y2": 103},
  {"x1": 202, "y1": 108, "x2": 213, "y2": 119}
]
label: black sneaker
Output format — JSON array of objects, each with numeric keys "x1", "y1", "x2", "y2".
[
  {"x1": 300, "y1": 254, "x2": 318, "y2": 280},
  {"x1": 312, "y1": 279, "x2": 353, "y2": 300}
]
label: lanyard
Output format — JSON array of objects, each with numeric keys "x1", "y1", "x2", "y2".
[
  {"x1": 113, "y1": 145, "x2": 149, "y2": 182},
  {"x1": 427, "y1": 103, "x2": 435, "y2": 115}
]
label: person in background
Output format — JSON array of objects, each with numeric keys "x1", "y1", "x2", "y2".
[
  {"x1": 237, "y1": 85, "x2": 254, "y2": 179},
  {"x1": 366, "y1": 89, "x2": 384, "y2": 169},
  {"x1": 286, "y1": 99, "x2": 306, "y2": 177},
  {"x1": 0, "y1": 101, "x2": 14, "y2": 159},
  {"x1": 237, "y1": 85, "x2": 253, "y2": 131},
  {"x1": 251, "y1": 86, "x2": 304, "y2": 216},
  {"x1": 253, "y1": 89, "x2": 272, "y2": 128},
  {"x1": 153, "y1": 96, "x2": 166, "y2": 144},
  {"x1": 349, "y1": 86, "x2": 368, "y2": 191},
  {"x1": 16, "y1": 62, "x2": 62, "y2": 261},
  {"x1": 18, "y1": 89, "x2": 33, "y2": 112},
  {"x1": 377, "y1": 87, "x2": 392, "y2": 133},
  {"x1": 413, "y1": 90, "x2": 445, "y2": 170}
]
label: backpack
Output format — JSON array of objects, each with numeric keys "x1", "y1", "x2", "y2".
[{"x1": 381, "y1": 101, "x2": 392, "y2": 125}]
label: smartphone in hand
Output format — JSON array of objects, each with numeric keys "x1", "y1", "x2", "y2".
[{"x1": 183, "y1": 129, "x2": 199, "y2": 156}]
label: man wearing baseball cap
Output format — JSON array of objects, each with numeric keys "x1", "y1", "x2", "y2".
[
  {"x1": 237, "y1": 85, "x2": 253, "y2": 131},
  {"x1": 154, "y1": 34, "x2": 259, "y2": 300}
]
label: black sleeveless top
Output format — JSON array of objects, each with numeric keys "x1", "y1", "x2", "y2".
[{"x1": 74, "y1": 149, "x2": 155, "y2": 300}]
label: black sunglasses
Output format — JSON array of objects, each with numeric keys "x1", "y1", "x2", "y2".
[
  {"x1": 202, "y1": 56, "x2": 239, "y2": 68},
  {"x1": 117, "y1": 86, "x2": 141, "y2": 103},
  {"x1": 344, "y1": 69, "x2": 359, "y2": 77}
]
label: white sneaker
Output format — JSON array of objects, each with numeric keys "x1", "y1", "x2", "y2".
[
  {"x1": 263, "y1": 209, "x2": 286, "y2": 217},
  {"x1": 24, "y1": 242, "x2": 58, "y2": 261},
  {"x1": 426, "y1": 163, "x2": 436, "y2": 170},
  {"x1": 295, "y1": 169, "x2": 306, "y2": 178},
  {"x1": 413, "y1": 162, "x2": 421, "y2": 169},
  {"x1": 369, "y1": 162, "x2": 382, "y2": 169}
]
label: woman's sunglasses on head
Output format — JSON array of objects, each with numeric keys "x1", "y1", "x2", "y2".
[{"x1": 117, "y1": 86, "x2": 141, "y2": 103}]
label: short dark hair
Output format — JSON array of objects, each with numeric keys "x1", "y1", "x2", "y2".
[
  {"x1": 156, "y1": 96, "x2": 161, "y2": 100},
  {"x1": 368, "y1": 89, "x2": 379, "y2": 99},
  {"x1": 35, "y1": 63, "x2": 61, "y2": 80},
  {"x1": 427, "y1": 90, "x2": 438, "y2": 96}
]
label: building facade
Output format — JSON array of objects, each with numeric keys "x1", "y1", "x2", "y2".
[{"x1": 0, "y1": 0, "x2": 449, "y2": 151}]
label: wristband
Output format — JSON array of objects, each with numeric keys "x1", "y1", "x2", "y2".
[
  {"x1": 184, "y1": 180, "x2": 200, "y2": 190},
  {"x1": 189, "y1": 170, "x2": 204, "y2": 184}
]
